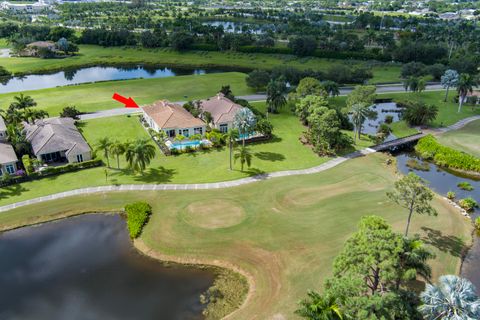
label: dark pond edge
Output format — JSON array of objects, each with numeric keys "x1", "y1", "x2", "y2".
[{"x1": 0, "y1": 210, "x2": 251, "y2": 320}]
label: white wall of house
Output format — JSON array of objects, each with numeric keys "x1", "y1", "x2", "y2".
[
  {"x1": 143, "y1": 113, "x2": 206, "y2": 138},
  {"x1": 163, "y1": 126, "x2": 207, "y2": 138},
  {"x1": 0, "y1": 162, "x2": 17, "y2": 176},
  {"x1": 214, "y1": 121, "x2": 234, "y2": 133},
  {"x1": 67, "y1": 151, "x2": 92, "y2": 164}
]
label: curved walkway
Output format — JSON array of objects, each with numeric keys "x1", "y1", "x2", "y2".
[{"x1": 1, "y1": 116, "x2": 479, "y2": 213}]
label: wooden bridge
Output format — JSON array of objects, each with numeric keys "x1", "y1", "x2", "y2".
[{"x1": 371, "y1": 133, "x2": 426, "y2": 152}]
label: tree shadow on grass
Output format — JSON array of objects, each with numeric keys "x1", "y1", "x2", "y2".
[
  {"x1": 0, "y1": 184, "x2": 28, "y2": 201},
  {"x1": 244, "y1": 168, "x2": 268, "y2": 179},
  {"x1": 420, "y1": 227, "x2": 466, "y2": 258},
  {"x1": 254, "y1": 151, "x2": 285, "y2": 162},
  {"x1": 132, "y1": 166, "x2": 177, "y2": 183}
]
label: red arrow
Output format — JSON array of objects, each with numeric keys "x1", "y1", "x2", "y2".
[{"x1": 112, "y1": 93, "x2": 139, "y2": 108}]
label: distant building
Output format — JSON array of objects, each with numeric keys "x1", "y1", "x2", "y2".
[
  {"x1": 142, "y1": 100, "x2": 206, "y2": 138},
  {"x1": 198, "y1": 93, "x2": 243, "y2": 133},
  {"x1": 439, "y1": 12, "x2": 460, "y2": 20},
  {"x1": 23, "y1": 118, "x2": 91, "y2": 164},
  {"x1": 0, "y1": 1, "x2": 49, "y2": 12},
  {"x1": 21, "y1": 41, "x2": 56, "y2": 57}
]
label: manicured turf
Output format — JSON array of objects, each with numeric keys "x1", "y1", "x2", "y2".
[
  {"x1": 389, "y1": 120, "x2": 420, "y2": 138},
  {"x1": 0, "y1": 153, "x2": 471, "y2": 319},
  {"x1": 0, "y1": 72, "x2": 254, "y2": 116},
  {"x1": 0, "y1": 44, "x2": 401, "y2": 83},
  {"x1": 436, "y1": 119, "x2": 480, "y2": 157},
  {"x1": 0, "y1": 102, "x2": 338, "y2": 206}
]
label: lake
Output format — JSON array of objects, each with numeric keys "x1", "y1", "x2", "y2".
[
  {"x1": 0, "y1": 214, "x2": 214, "y2": 320},
  {"x1": 0, "y1": 65, "x2": 229, "y2": 94}
]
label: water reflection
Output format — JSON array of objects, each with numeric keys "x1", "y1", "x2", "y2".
[
  {"x1": 0, "y1": 214, "x2": 214, "y2": 320},
  {"x1": 0, "y1": 66, "x2": 226, "y2": 94}
]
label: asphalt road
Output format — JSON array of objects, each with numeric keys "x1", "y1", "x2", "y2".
[{"x1": 79, "y1": 83, "x2": 444, "y2": 120}]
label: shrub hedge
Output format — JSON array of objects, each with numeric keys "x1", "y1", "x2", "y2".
[
  {"x1": 124, "y1": 202, "x2": 152, "y2": 239},
  {"x1": 0, "y1": 159, "x2": 103, "y2": 188},
  {"x1": 415, "y1": 135, "x2": 480, "y2": 173}
]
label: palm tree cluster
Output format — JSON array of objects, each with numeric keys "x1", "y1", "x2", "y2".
[
  {"x1": 0, "y1": 94, "x2": 48, "y2": 126},
  {"x1": 0, "y1": 94, "x2": 48, "y2": 157},
  {"x1": 95, "y1": 137, "x2": 156, "y2": 174}
]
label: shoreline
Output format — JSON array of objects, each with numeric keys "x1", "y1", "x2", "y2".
[
  {"x1": 134, "y1": 239, "x2": 254, "y2": 320},
  {"x1": 0, "y1": 210, "x2": 253, "y2": 320}
]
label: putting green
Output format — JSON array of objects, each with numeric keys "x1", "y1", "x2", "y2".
[{"x1": 183, "y1": 199, "x2": 246, "y2": 229}]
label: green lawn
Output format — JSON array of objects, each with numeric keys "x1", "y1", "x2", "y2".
[
  {"x1": 0, "y1": 153, "x2": 471, "y2": 319},
  {"x1": 0, "y1": 102, "x2": 337, "y2": 206},
  {"x1": 389, "y1": 121, "x2": 420, "y2": 138},
  {"x1": 0, "y1": 72, "x2": 254, "y2": 116},
  {"x1": 436, "y1": 119, "x2": 480, "y2": 157},
  {"x1": 0, "y1": 44, "x2": 401, "y2": 83}
]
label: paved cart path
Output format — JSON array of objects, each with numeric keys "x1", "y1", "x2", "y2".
[
  {"x1": 0, "y1": 115, "x2": 479, "y2": 213},
  {"x1": 79, "y1": 83, "x2": 445, "y2": 120}
]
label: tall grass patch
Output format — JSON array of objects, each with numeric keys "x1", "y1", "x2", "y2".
[{"x1": 415, "y1": 135, "x2": 480, "y2": 173}]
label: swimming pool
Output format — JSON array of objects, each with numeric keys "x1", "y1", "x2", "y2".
[{"x1": 166, "y1": 140, "x2": 204, "y2": 150}]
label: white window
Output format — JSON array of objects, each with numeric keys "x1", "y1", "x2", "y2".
[
  {"x1": 182, "y1": 129, "x2": 190, "y2": 137},
  {"x1": 219, "y1": 124, "x2": 228, "y2": 133},
  {"x1": 76, "y1": 154, "x2": 84, "y2": 163},
  {"x1": 194, "y1": 127, "x2": 203, "y2": 135},
  {"x1": 5, "y1": 164, "x2": 15, "y2": 175}
]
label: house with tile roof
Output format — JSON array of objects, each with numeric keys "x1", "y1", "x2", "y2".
[
  {"x1": 0, "y1": 116, "x2": 18, "y2": 176},
  {"x1": 198, "y1": 93, "x2": 243, "y2": 133},
  {"x1": 142, "y1": 100, "x2": 206, "y2": 138},
  {"x1": 23, "y1": 117, "x2": 91, "y2": 164}
]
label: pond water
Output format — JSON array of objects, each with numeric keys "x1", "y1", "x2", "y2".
[
  {"x1": 351, "y1": 102, "x2": 403, "y2": 142},
  {"x1": 0, "y1": 214, "x2": 214, "y2": 320},
  {"x1": 0, "y1": 65, "x2": 228, "y2": 94},
  {"x1": 396, "y1": 153, "x2": 480, "y2": 288}
]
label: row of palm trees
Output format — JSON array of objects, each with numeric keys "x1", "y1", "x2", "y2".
[{"x1": 95, "y1": 137, "x2": 156, "y2": 174}]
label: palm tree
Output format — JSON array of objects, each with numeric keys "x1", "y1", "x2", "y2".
[
  {"x1": 419, "y1": 275, "x2": 480, "y2": 319},
  {"x1": 125, "y1": 138, "x2": 156, "y2": 174},
  {"x1": 266, "y1": 78, "x2": 287, "y2": 113},
  {"x1": 0, "y1": 107, "x2": 24, "y2": 126},
  {"x1": 23, "y1": 109, "x2": 48, "y2": 124},
  {"x1": 234, "y1": 146, "x2": 252, "y2": 171},
  {"x1": 233, "y1": 108, "x2": 256, "y2": 147},
  {"x1": 6, "y1": 124, "x2": 30, "y2": 155},
  {"x1": 321, "y1": 81, "x2": 340, "y2": 97},
  {"x1": 96, "y1": 137, "x2": 112, "y2": 168},
  {"x1": 350, "y1": 104, "x2": 370, "y2": 144},
  {"x1": 456, "y1": 73, "x2": 476, "y2": 113},
  {"x1": 295, "y1": 291, "x2": 343, "y2": 320},
  {"x1": 396, "y1": 237, "x2": 433, "y2": 290},
  {"x1": 224, "y1": 129, "x2": 239, "y2": 170},
  {"x1": 109, "y1": 140, "x2": 126, "y2": 169},
  {"x1": 10, "y1": 93, "x2": 37, "y2": 110}
]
